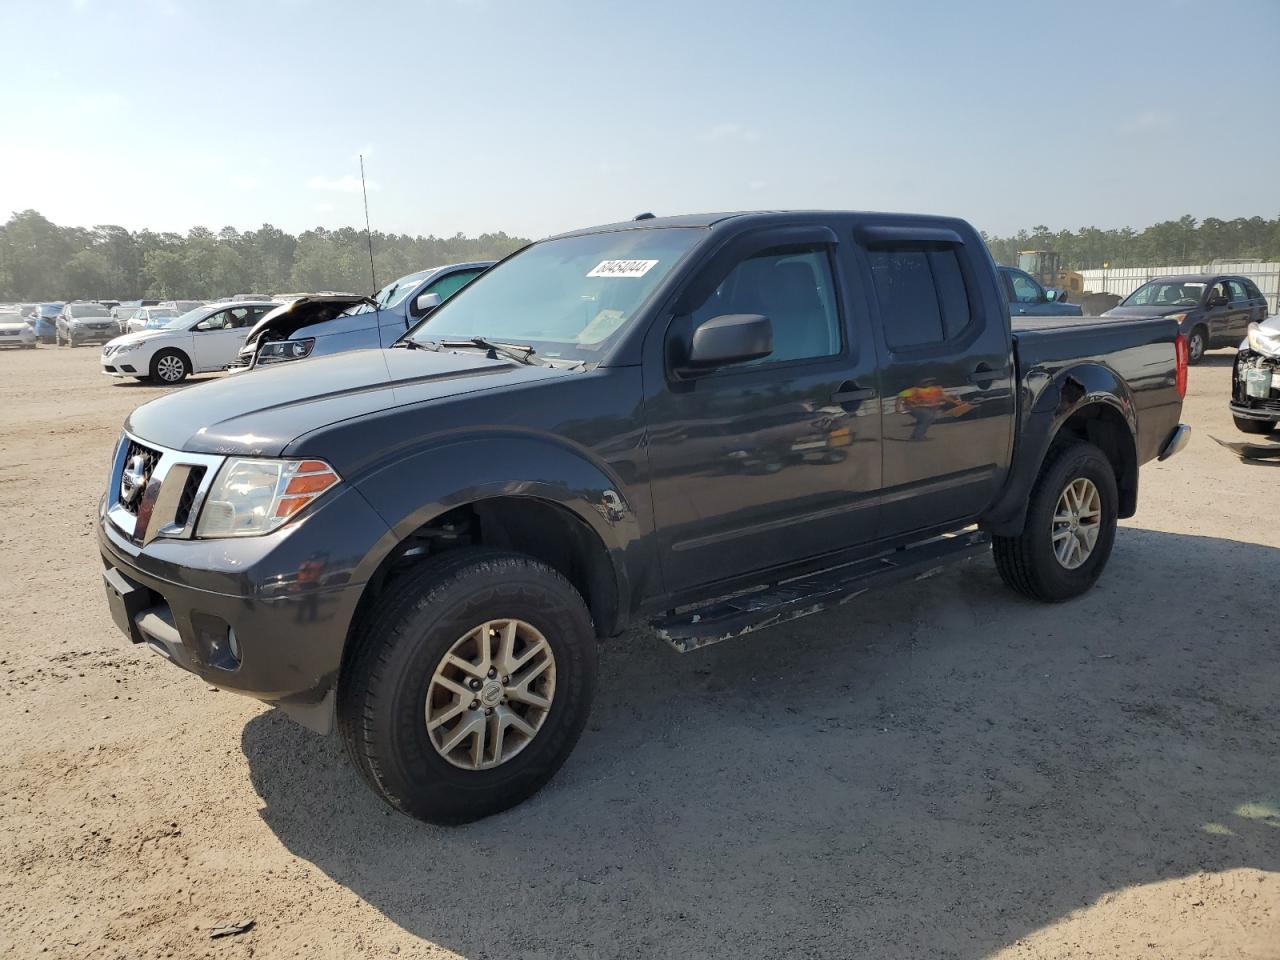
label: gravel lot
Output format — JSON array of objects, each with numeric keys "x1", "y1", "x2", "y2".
[{"x1": 0, "y1": 345, "x2": 1276, "y2": 960}]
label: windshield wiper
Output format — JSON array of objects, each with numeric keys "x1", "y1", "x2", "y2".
[{"x1": 438, "y1": 336, "x2": 542, "y2": 366}]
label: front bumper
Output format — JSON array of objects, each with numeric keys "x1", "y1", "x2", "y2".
[
  {"x1": 1230, "y1": 402, "x2": 1280, "y2": 424},
  {"x1": 98, "y1": 472, "x2": 391, "y2": 734},
  {"x1": 70, "y1": 329, "x2": 117, "y2": 344}
]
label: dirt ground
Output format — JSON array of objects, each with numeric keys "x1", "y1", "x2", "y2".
[{"x1": 0, "y1": 344, "x2": 1276, "y2": 960}]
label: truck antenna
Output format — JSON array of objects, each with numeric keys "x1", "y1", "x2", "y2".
[{"x1": 360, "y1": 154, "x2": 377, "y2": 295}]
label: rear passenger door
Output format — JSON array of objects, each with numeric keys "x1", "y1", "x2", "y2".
[
  {"x1": 1225, "y1": 280, "x2": 1256, "y2": 341},
  {"x1": 857, "y1": 227, "x2": 1015, "y2": 538}
]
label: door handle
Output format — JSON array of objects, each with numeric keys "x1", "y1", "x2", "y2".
[
  {"x1": 833, "y1": 382, "x2": 875, "y2": 404},
  {"x1": 968, "y1": 364, "x2": 1007, "y2": 386}
]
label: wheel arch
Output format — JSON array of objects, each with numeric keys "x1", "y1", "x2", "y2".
[
  {"x1": 343, "y1": 484, "x2": 629, "y2": 668},
  {"x1": 150, "y1": 344, "x2": 193, "y2": 376},
  {"x1": 981, "y1": 362, "x2": 1139, "y2": 536}
]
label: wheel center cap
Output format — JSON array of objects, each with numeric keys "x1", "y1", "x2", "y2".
[{"x1": 479, "y1": 680, "x2": 504, "y2": 707}]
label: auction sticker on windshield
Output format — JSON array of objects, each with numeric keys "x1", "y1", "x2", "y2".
[{"x1": 587, "y1": 259, "x2": 658, "y2": 278}]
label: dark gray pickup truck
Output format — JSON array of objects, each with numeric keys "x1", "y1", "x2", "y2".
[{"x1": 99, "y1": 211, "x2": 1190, "y2": 824}]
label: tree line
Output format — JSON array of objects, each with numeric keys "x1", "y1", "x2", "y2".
[
  {"x1": 0, "y1": 209, "x2": 530, "y2": 302},
  {"x1": 983, "y1": 214, "x2": 1280, "y2": 271},
  {"x1": 5, "y1": 208, "x2": 1280, "y2": 302}
]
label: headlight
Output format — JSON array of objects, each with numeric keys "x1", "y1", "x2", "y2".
[
  {"x1": 1246, "y1": 322, "x2": 1280, "y2": 356},
  {"x1": 112, "y1": 342, "x2": 139, "y2": 354},
  {"x1": 195, "y1": 457, "x2": 340, "y2": 538},
  {"x1": 256, "y1": 338, "x2": 315, "y2": 364}
]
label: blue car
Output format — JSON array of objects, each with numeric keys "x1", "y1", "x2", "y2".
[
  {"x1": 32, "y1": 303, "x2": 62, "y2": 342},
  {"x1": 232, "y1": 261, "x2": 494, "y2": 371},
  {"x1": 998, "y1": 266, "x2": 1083, "y2": 317}
]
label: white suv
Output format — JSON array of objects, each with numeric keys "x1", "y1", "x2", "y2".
[{"x1": 100, "y1": 301, "x2": 279, "y2": 384}]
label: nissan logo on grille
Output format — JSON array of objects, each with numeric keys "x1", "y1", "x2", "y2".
[{"x1": 120, "y1": 454, "x2": 151, "y2": 505}]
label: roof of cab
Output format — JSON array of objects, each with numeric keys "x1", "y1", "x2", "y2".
[{"x1": 545, "y1": 209, "x2": 978, "y2": 242}]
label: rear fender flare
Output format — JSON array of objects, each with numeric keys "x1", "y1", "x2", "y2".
[{"x1": 981, "y1": 362, "x2": 1138, "y2": 535}]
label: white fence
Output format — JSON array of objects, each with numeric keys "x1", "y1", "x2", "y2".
[{"x1": 1078, "y1": 262, "x2": 1280, "y2": 314}]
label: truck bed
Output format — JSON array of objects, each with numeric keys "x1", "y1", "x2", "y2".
[
  {"x1": 1011, "y1": 314, "x2": 1139, "y2": 332},
  {"x1": 1011, "y1": 313, "x2": 1183, "y2": 469}
]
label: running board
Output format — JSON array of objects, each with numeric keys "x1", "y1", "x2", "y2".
[{"x1": 652, "y1": 530, "x2": 991, "y2": 653}]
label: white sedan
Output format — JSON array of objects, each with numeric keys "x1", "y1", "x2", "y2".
[{"x1": 101, "y1": 301, "x2": 279, "y2": 384}]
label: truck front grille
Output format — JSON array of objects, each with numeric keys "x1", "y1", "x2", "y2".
[
  {"x1": 120, "y1": 439, "x2": 162, "y2": 516},
  {"x1": 106, "y1": 434, "x2": 224, "y2": 544}
]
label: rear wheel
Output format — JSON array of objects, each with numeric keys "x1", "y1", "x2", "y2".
[
  {"x1": 993, "y1": 441, "x2": 1118, "y2": 602},
  {"x1": 1187, "y1": 326, "x2": 1208, "y2": 364},
  {"x1": 150, "y1": 349, "x2": 189, "y2": 384},
  {"x1": 1234, "y1": 416, "x2": 1277, "y2": 435},
  {"x1": 339, "y1": 548, "x2": 597, "y2": 824}
]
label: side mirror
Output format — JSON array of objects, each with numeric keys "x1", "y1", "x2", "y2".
[
  {"x1": 1043, "y1": 288, "x2": 1059, "y2": 303},
  {"x1": 415, "y1": 292, "x2": 442, "y2": 315},
  {"x1": 680, "y1": 314, "x2": 773, "y2": 373}
]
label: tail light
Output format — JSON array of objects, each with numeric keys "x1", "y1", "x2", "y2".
[{"x1": 1174, "y1": 333, "x2": 1188, "y2": 398}]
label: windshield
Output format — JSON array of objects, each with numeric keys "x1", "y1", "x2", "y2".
[
  {"x1": 409, "y1": 229, "x2": 701, "y2": 360},
  {"x1": 1123, "y1": 280, "x2": 1206, "y2": 307},
  {"x1": 69, "y1": 303, "x2": 110, "y2": 318},
  {"x1": 165, "y1": 306, "x2": 207, "y2": 329},
  {"x1": 374, "y1": 269, "x2": 435, "y2": 310}
]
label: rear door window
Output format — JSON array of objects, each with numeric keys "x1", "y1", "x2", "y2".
[
  {"x1": 868, "y1": 245, "x2": 973, "y2": 350},
  {"x1": 1226, "y1": 280, "x2": 1250, "y2": 304}
]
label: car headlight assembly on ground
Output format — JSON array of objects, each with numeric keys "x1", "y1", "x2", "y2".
[
  {"x1": 255, "y1": 338, "x2": 315, "y2": 365},
  {"x1": 196, "y1": 457, "x2": 340, "y2": 538}
]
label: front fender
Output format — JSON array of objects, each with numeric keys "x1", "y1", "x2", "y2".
[
  {"x1": 981, "y1": 362, "x2": 1138, "y2": 535},
  {"x1": 350, "y1": 432, "x2": 641, "y2": 612}
]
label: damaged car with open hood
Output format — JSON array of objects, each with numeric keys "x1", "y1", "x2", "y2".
[
  {"x1": 1231, "y1": 314, "x2": 1280, "y2": 435},
  {"x1": 229, "y1": 261, "x2": 494, "y2": 372}
]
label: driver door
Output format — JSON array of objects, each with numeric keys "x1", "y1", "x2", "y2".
[{"x1": 190, "y1": 307, "x2": 251, "y2": 371}]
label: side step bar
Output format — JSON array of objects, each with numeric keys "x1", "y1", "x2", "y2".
[{"x1": 652, "y1": 530, "x2": 991, "y2": 653}]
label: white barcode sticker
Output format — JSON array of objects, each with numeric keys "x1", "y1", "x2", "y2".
[{"x1": 587, "y1": 259, "x2": 658, "y2": 278}]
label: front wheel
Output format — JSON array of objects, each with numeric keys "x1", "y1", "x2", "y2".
[
  {"x1": 150, "y1": 349, "x2": 189, "y2": 384},
  {"x1": 993, "y1": 441, "x2": 1119, "y2": 603},
  {"x1": 1234, "y1": 416, "x2": 1277, "y2": 435},
  {"x1": 339, "y1": 549, "x2": 597, "y2": 824}
]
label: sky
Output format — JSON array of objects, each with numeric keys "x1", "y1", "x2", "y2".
[{"x1": 2, "y1": 0, "x2": 1278, "y2": 241}]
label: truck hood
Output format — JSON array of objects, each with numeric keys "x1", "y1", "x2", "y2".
[
  {"x1": 126, "y1": 346, "x2": 562, "y2": 456},
  {"x1": 1102, "y1": 305, "x2": 1194, "y2": 319}
]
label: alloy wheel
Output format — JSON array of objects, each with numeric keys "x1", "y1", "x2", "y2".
[
  {"x1": 425, "y1": 619, "x2": 556, "y2": 770},
  {"x1": 156, "y1": 355, "x2": 185, "y2": 383},
  {"x1": 1188, "y1": 331, "x2": 1205, "y2": 362},
  {"x1": 1051, "y1": 477, "x2": 1102, "y2": 570}
]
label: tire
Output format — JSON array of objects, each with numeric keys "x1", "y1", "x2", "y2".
[
  {"x1": 993, "y1": 441, "x2": 1118, "y2": 603},
  {"x1": 150, "y1": 349, "x2": 189, "y2": 384},
  {"x1": 1187, "y1": 326, "x2": 1208, "y2": 364},
  {"x1": 1234, "y1": 416, "x2": 1277, "y2": 435},
  {"x1": 338, "y1": 548, "x2": 597, "y2": 825}
]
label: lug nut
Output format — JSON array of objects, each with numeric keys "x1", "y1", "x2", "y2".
[
  {"x1": 469, "y1": 678, "x2": 481, "y2": 690},
  {"x1": 487, "y1": 667, "x2": 497, "y2": 679},
  {"x1": 484, "y1": 707, "x2": 494, "y2": 716},
  {"x1": 502, "y1": 676, "x2": 509, "y2": 684},
  {"x1": 470, "y1": 699, "x2": 479, "y2": 710}
]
